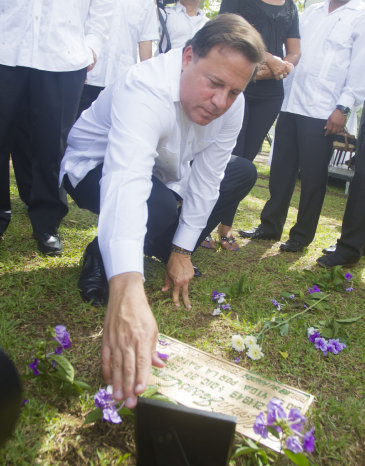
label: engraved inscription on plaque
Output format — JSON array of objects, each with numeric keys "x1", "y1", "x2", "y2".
[{"x1": 149, "y1": 336, "x2": 315, "y2": 452}]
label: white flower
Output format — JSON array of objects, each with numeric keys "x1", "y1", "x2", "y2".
[
  {"x1": 212, "y1": 308, "x2": 221, "y2": 316},
  {"x1": 247, "y1": 344, "x2": 264, "y2": 360},
  {"x1": 106, "y1": 385, "x2": 113, "y2": 395},
  {"x1": 243, "y1": 335, "x2": 257, "y2": 347},
  {"x1": 231, "y1": 334, "x2": 245, "y2": 352},
  {"x1": 217, "y1": 296, "x2": 225, "y2": 304},
  {"x1": 307, "y1": 327, "x2": 318, "y2": 337}
]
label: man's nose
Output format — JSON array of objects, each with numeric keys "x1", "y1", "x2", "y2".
[{"x1": 212, "y1": 89, "x2": 229, "y2": 111}]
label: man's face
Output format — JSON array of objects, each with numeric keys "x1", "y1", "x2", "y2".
[{"x1": 180, "y1": 45, "x2": 257, "y2": 126}]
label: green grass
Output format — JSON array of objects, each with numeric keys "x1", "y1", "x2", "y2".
[{"x1": 0, "y1": 160, "x2": 364, "y2": 465}]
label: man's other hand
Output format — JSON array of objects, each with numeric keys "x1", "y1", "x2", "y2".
[
  {"x1": 162, "y1": 252, "x2": 194, "y2": 309},
  {"x1": 101, "y1": 272, "x2": 164, "y2": 409},
  {"x1": 324, "y1": 109, "x2": 346, "y2": 136}
]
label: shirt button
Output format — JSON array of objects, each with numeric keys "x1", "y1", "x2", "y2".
[{"x1": 35, "y1": 15, "x2": 39, "y2": 20}]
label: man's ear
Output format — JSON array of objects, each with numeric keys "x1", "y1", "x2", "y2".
[{"x1": 182, "y1": 45, "x2": 194, "y2": 71}]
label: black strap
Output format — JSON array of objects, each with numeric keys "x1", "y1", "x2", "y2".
[{"x1": 157, "y1": 5, "x2": 172, "y2": 53}]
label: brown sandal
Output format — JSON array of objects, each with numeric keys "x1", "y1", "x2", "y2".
[{"x1": 200, "y1": 234, "x2": 216, "y2": 250}]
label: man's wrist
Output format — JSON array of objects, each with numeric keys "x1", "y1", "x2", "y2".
[
  {"x1": 336, "y1": 105, "x2": 350, "y2": 116},
  {"x1": 171, "y1": 244, "x2": 192, "y2": 256}
]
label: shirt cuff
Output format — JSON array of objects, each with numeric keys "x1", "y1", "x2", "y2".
[
  {"x1": 172, "y1": 223, "x2": 203, "y2": 251},
  {"x1": 99, "y1": 238, "x2": 145, "y2": 281},
  {"x1": 336, "y1": 95, "x2": 355, "y2": 110}
]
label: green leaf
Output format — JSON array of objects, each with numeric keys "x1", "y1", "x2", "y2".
[
  {"x1": 283, "y1": 450, "x2": 309, "y2": 466},
  {"x1": 73, "y1": 379, "x2": 92, "y2": 392},
  {"x1": 83, "y1": 408, "x2": 103, "y2": 426},
  {"x1": 141, "y1": 385, "x2": 159, "y2": 398},
  {"x1": 279, "y1": 323, "x2": 290, "y2": 336},
  {"x1": 52, "y1": 354, "x2": 75, "y2": 382},
  {"x1": 336, "y1": 315, "x2": 364, "y2": 324},
  {"x1": 245, "y1": 438, "x2": 260, "y2": 450},
  {"x1": 266, "y1": 426, "x2": 280, "y2": 439},
  {"x1": 231, "y1": 446, "x2": 258, "y2": 458}
]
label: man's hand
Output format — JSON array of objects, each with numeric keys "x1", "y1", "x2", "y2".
[
  {"x1": 101, "y1": 272, "x2": 164, "y2": 409},
  {"x1": 87, "y1": 48, "x2": 97, "y2": 72},
  {"x1": 324, "y1": 109, "x2": 347, "y2": 136},
  {"x1": 162, "y1": 252, "x2": 194, "y2": 309}
]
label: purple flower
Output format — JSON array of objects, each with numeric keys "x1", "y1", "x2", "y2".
[
  {"x1": 234, "y1": 356, "x2": 241, "y2": 364},
  {"x1": 288, "y1": 408, "x2": 306, "y2": 432},
  {"x1": 271, "y1": 299, "x2": 279, "y2": 308},
  {"x1": 23, "y1": 399, "x2": 29, "y2": 406},
  {"x1": 327, "y1": 339, "x2": 346, "y2": 354},
  {"x1": 314, "y1": 337, "x2": 328, "y2": 354},
  {"x1": 212, "y1": 290, "x2": 219, "y2": 301},
  {"x1": 286, "y1": 436, "x2": 303, "y2": 453},
  {"x1": 222, "y1": 303, "x2": 231, "y2": 310},
  {"x1": 54, "y1": 346, "x2": 63, "y2": 355},
  {"x1": 303, "y1": 427, "x2": 315, "y2": 453},
  {"x1": 157, "y1": 351, "x2": 169, "y2": 360},
  {"x1": 102, "y1": 406, "x2": 122, "y2": 424},
  {"x1": 308, "y1": 332, "x2": 321, "y2": 343},
  {"x1": 29, "y1": 358, "x2": 40, "y2": 376},
  {"x1": 289, "y1": 294, "x2": 295, "y2": 300},
  {"x1": 346, "y1": 286, "x2": 354, "y2": 292},
  {"x1": 94, "y1": 388, "x2": 113, "y2": 410},
  {"x1": 54, "y1": 325, "x2": 71, "y2": 349},
  {"x1": 267, "y1": 398, "x2": 286, "y2": 425},
  {"x1": 253, "y1": 412, "x2": 268, "y2": 439},
  {"x1": 158, "y1": 338, "x2": 169, "y2": 346},
  {"x1": 345, "y1": 273, "x2": 352, "y2": 281},
  {"x1": 308, "y1": 285, "x2": 321, "y2": 294},
  {"x1": 52, "y1": 360, "x2": 57, "y2": 369}
]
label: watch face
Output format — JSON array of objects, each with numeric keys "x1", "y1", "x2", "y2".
[{"x1": 337, "y1": 105, "x2": 350, "y2": 115}]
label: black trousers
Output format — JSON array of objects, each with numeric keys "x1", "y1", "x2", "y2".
[
  {"x1": 336, "y1": 105, "x2": 365, "y2": 261},
  {"x1": 0, "y1": 65, "x2": 86, "y2": 233},
  {"x1": 76, "y1": 84, "x2": 104, "y2": 120},
  {"x1": 260, "y1": 112, "x2": 334, "y2": 245},
  {"x1": 63, "y1": 155, "x2": 257, "y2": 261},
  {"x1": 233, "y1": 93, "x2": 283, "y2": 162}
]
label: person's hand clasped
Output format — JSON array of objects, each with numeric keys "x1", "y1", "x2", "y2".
[
  {"x1": 162, "y1": 250, "x2": 195, "y2": 309},
  {"x1": 101, "y1": 273, "x2": 164, "y2": 409},
  {"x1": 266, "y1": 55, "x2": 288, "y2": 80},
  {"x1": 324, "y1": 109, "x2": 347, "y2": 136}
]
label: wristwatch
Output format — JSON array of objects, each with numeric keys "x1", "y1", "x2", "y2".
[{"x1": 336, "y1": 105, "x2": 351, "y2": 115}]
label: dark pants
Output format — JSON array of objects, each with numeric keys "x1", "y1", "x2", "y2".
[
  {"x1": 336, "y1": 105, "x2": 365, "y2": 261},
  {"x1": 260, "y1": 112, "x2": 334, "y2": 245},
  {"x1": 63, "y1": 155, "x2": 257, "y2": 261},
  {"x1": 233, "y1": 93, "x2": 283, "y2": 162},
  {"x1": 0, "y1": 64, "x2": 86, "y2": 233},
  {"x1": 76, "y1": 84, "x2": 104, "y2": 120}
]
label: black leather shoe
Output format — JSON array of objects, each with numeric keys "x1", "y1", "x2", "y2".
[
  {"x1": 34, "y1": 232, "x2": 63, "y2": 255},
  {"x1": 78, "y1": 245, "x2": 108, "y2": 306},
  {"x1": 238, "y1": 225, "x2": 279, "y2": 240},
  {"x1": 322, "y1": 244, "x2": 336, "y2": 254},
  {"x1": 280, "y1": 239, "x2": 305, "y2": 252},
  {"x1": 193, "y1": 266, "x2": 203, "y2": 278},
  {"x1": 317, "y1": 252, "x2": 358, "y2": 268}
]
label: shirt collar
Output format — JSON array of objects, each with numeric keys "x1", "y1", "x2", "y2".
[
  {"x1": 175, "y1": 1, "x2": 204, "y2": 17},
  {"x1": 324, "y1": 0, "x2": 364, "y2": 12}
]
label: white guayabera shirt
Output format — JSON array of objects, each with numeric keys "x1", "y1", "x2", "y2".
[
  {"x1": 60, "y1": 49, "x2": 244, "y2": 280},
  {"x1": 282, "y1": 0, "x2": 365, "y2": 118},
  {"x1": 87, "y1": 0, "x2": 159, "y2": 87},
  {"x1": 0, "y1": 0, "x2": 112, "y2": 71}
]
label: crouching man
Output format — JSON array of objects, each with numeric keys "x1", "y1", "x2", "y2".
[{"x1": 60, "y1": 14, "x2": 265, "y2": 408}]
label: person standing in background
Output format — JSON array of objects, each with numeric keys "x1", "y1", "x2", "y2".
[
  {"x1": 78, "y1": 0, "x2": 159, "y2": 117},
  {"x1": 158, "y1": 0, "x2": 209, "y2": 52},
  {"x1": 0, "y1": 1, "x2": 112, "y2": 254},
  {"x1": 200, "y1": 0, "x2": 300, "y2": 250}
]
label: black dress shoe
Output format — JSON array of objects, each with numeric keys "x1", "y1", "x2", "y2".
[
  {"x1": 78, "y1": 244, "x2": 108, "y2": 306},
  {"x1": 238, "y1": 225, "x2": 279, "y2": 240},
  {"x1": 33, "y1": 232, "x2": 63, "y2": 255},
  {"x1": 317, "y1": 252, "x2": 358, "y2": 268},
  {"x1": 193, "y1": 266, "x2": 203, "y2": 278},
  {"x1": 280, "y1": 239, "x2": 305, "y2": 252},
  {"x1": 322, "y1": 244, "x2": 337, "y2": 254}
]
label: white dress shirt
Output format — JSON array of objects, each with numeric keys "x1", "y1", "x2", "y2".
[
  {"x1": 61, "y1": 49, "x2": 243, "y2": 280},
  {"x1": 282, "y1": 0, "x2": 365, "y2": 119},
  {"x1": 0, "y1": 0, "x2": 112, "y2": 72},
  {"x1": 160, "y1": 1, "x2": 209, "y2": 50},
  {"x1": 87, "y1": 0, "x2": 159, "y2": 87}
]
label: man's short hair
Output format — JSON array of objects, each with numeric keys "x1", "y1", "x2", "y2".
[{"x1": 187, "y1": 13, "x2": 266, "y2": 65}]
